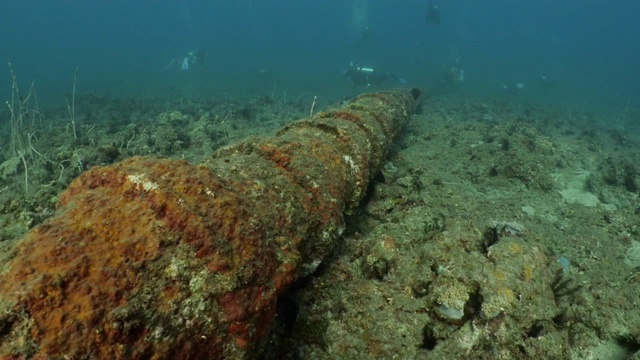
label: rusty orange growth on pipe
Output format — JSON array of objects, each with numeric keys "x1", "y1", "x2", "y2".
[{"x1": 0, "y1": 88, "x2": 421, "y2": 359}]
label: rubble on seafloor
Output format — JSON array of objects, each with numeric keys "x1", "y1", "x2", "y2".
[
  {"x1": 1, "y1": 92, "x2": 639, "y2": 359},
  {"x1": 263, "y1": 97, "x2": 640, "y2": 360}
]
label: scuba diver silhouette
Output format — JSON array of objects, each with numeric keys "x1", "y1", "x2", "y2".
[
  {"x1": 426, "y1": 1, "x2": 441, "y2": 25},
  {"x1": 355, "y1": 26, "x2": 372, "y2": 51},
  {"x1": 164, "y1": 49, "x2": 207, "y2": 71},
  {"x1": 343, "y1": 62, "x2": 406, "y2": 88}
]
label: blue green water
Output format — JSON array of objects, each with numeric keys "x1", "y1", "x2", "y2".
[{"x1": 1, "y1": 0, "x2": 638, "y2": 115}]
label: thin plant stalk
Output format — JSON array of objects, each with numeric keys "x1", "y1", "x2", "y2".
[{"x1": 67, "y1": 67, "x2": 78, "y2": 140}]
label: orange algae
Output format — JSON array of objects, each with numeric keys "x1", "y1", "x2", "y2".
[{"x1": 0, "y1": 88, "x2": 421, "y2": 359}]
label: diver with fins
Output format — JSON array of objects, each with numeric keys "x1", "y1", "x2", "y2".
[
  {"x1": 164, "y1": 49, "x2": 207, "y2": 71},
  {"x1": 355, "y1": 26, "x2": 372, "y2": 51},
  {"x1": 343, "y1": 61, "x2": 407, "y2": 88},
  {"x1": 426, "y1": 0, "x2": 441, "y2": 25}
]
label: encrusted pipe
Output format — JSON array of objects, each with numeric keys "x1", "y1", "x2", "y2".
[{"x1": 0, "y1": 88, "x2": 421, "y2": 359}]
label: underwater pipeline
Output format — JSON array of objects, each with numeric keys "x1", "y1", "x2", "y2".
[{"x1": 0, "y1": 87, "x2": 421, "y2": 359}]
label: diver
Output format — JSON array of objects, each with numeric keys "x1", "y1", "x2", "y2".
[
  {"x1": 257, "y1": 67, "x2": 274, "y2": 80},
  {"x1": 444, "y1": 66, "x2": 464, "y2": 85},
  {"x1": 355, "y1": 26, "x2": 372, "y2": 50},
  {"x1": 343, "y1": 62, "x2": 406, "y2": 88},
  {"x1": 164, "y1": 49, "x2": 206, "y2": 71},
  {"x1": 179, "y1": 49, "x2": 206, "y2": 70},
  {"x1": 501, "y1": 82, "x2": 525, "y2": 95},
  {"x1": 426, "y1": 0, "x2": 441, "y2": 25},
  {"x1": 538, "y1": 75, "x2": 556, "y2": 90},
  {"x1": 443, "y1": 56, "x2": 464, "y2": 85}
]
